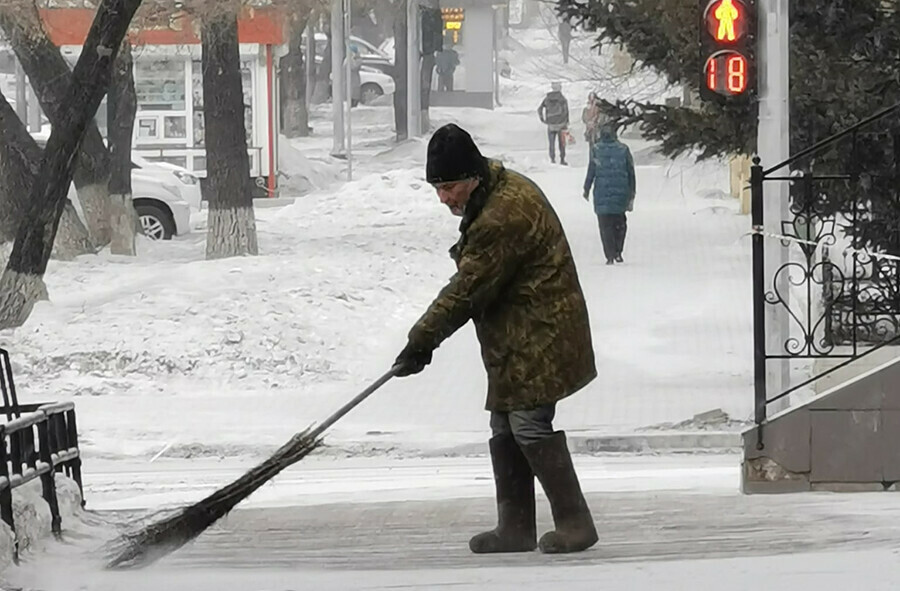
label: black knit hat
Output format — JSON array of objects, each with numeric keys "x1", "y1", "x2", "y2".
[{"x1": 426, "y1": 124, "x2": 486, "y2": 184}]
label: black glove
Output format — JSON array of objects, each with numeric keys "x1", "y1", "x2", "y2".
[{"x1": 394, "y1": 343, "x2": 433, "y2": 377}]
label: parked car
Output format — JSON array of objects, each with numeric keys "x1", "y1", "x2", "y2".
[
  {"x1": 127, "y1": 172, "x2": 192, "y2": 241},
  {"x1": 33, "y1": 133, "x2": 194, "y2": 241},
  {"x1": 131, "y1": 154, "x2": 202, "y2": 210},
  {"x1": 359, "y1": 66, "x2": 396, "y2": 104},
  {"x1": 306, "y1": 33, "x2": 394, "y2": 75},
  {"x1": 314, "y1": 55, "x2": 396, "y2": 105},
  {"x1": 59, "y1": 170, "x2": 191, "y2": 241}
]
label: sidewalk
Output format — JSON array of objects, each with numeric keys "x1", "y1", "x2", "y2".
[
  {"x1": 335, "y1": 107, "x2": 754, "y2": 449},
  {"x1": 9, "y1": 454, "x2": 900, "y2": 590}
]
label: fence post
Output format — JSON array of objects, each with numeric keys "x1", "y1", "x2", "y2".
[
  {"x1": 36, "y1": 420, "x2": 62, "y2": 537},
  {"x1": 751, "y1": 157, "x2": 767, "y2": 450},
  {"x1": 0, "y1": 349, "x2": 19, "y2": 420},
  {"x1": 0, "y1": 426, "x2": 17, "y2": 564},
  {"x1": 66, "y1": 409, "x2": 85, "y2": 507}
]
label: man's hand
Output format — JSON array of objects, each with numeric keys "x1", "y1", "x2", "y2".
[
  {"x1": 394, "y1": 343, "x2": 433, "y2": 377},
  {"x1": 583, "y1": 192, "x2": 589, "y2": 201}
]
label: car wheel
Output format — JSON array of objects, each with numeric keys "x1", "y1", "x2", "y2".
[
  {"x1": 360, "y1": 83, "x2": 383, "y2": 105},
  {"x1": 135, "y1": 203, "x2": 176, "y2": 240}
]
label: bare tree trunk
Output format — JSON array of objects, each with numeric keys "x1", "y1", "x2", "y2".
[
  {"x1": 0, "y1": 0, "x2": 143, "y2": 330},
  {"x1": 281, "y1": 14, "x2": 311, "y2": 138},
  {"x1": 392, "y1": 0, "x2": 409, "y2": 141},
  {"x1": 201, "y1": 9, "x2": 259, "y2": 260},
  {"x1": 108, "y1": 41, "x2": 138, "y2": 256},
  {"x1": 0, "y1": 89, "x2": 34, "y2": 244},
  {"x1": 54, "y1": 204, "x2": 97, "y2": 261},
  {"x1": 0, "y1": 87, "x2": 93, "y2": 259},
  {"x1": 0, "y1": 5, "x2": 112, "y2": 249}
]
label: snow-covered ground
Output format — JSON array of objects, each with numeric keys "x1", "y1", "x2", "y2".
[
  {"x1": 0, "y1": 19, "x2": 887, "y2": 589},
  {"x1": 0, "y1": 24, "x2": 745, "y2": 464}
]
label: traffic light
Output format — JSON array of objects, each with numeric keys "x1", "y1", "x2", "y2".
[{"x1": 699, "y1": 0, "x2": 756, "y2": 103}]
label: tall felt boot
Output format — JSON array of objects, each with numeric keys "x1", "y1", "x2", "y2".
[
  {"x1": 522, "y1": 431, "x2": 598, "y2": 554},
  {"x1": 469, "y1": 434, "x2": 537, "y2": 553}
]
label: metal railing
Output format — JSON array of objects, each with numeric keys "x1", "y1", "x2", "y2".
[
  {"x1": 0, "y1": 348, "x2": 84, "y2": 563},
  {"x1": 751, "y1": 103, "x2": 900, "y2": 449}
]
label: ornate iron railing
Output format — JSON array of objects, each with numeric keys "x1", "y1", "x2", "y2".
[{"x1": 751, "y1": 103, "x2": 900, "y2": 448}]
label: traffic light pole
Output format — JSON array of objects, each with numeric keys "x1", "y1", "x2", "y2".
[{"x1": 756, "y1": 0, "x2": 790, "y2": 411}]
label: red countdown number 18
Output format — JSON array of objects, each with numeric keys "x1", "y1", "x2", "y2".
[{"x1": 706, "y1": 54, "x2": 747, "y2": 95}]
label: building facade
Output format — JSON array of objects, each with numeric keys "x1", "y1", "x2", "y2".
[{"x1": 40, "y1": 7, "x2": 285, "y2": 194}]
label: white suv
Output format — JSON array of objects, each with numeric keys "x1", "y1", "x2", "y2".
[
  {"x1": 131, "y1": 154, "x2": 202, "y2": 210},
  {"x1": 33, "y1": 132, "x2": 196, "y2": 241},
  {"x1": 128, "y1": 172, "x2": 192, "y2": 240}
]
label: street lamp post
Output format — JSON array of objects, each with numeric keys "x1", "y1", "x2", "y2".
[
  {"x1": 344, "y1": 0, "x2": 353, "y2": 180},
  {"x1": 406, "y1": 0, "x2": 420, "y2": 137},
  {"x1": 331, "y1": 0, "x2": 346, "y2": 157}
]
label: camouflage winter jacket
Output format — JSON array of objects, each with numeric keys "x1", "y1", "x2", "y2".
[{"x1": 407, "y1": 160, "x2": 597, "y2": 412}]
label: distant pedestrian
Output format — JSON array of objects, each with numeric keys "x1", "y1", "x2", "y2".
[
  {"x1": 538, "y1": 82, "x2": 569, "y2": 165},
  {"x1": 581, "y1": 92, "x2": 605, "y2": 144},
  {"x1": 349, "y1": 45, "x2": 363, "y2": 107},
  {"x1": 436, "y1": 46, "x2": 460, "y2": 92},
  {"x1": 559, "y1": 19, "x2": 572, "y2": 64},
  {"x1": 583, "y1": 124, "x2": 636, "y2": 265}
]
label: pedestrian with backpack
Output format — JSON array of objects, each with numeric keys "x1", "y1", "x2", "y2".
[{"x1": 538, "y1": 82, "x2": 570, "y2": 165}]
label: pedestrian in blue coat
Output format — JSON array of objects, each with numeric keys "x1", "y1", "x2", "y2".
[{"x1": 583, "y1": 124, "x2": 636, "y2": 265}]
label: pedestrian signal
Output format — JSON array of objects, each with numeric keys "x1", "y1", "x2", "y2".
[{"x1": 699, "y1": 0, "x2": 756, "y2": 102}]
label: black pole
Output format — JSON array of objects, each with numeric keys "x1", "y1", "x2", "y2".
[{"x1": 751, "y1": 157, "x2": 767, "y2": 450}]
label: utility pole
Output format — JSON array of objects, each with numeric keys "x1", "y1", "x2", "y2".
[
  {"x1": 757, "y1": 0, "x2": 790, "y2": 410},
  {"x1": 331, "y1": 0, "x2": 346, "y2": 157},
  {"x1": 304, "y1": 19, "x2": 315, "y2": 109},
  {"x1": 344, "y1": 0, "x2": 353, "y2": 180},
  {"x1": 406, "y1": 0, "x2": 420, "y2": 137}
]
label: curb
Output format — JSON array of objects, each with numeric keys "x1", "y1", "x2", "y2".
[
  {"x1": 424, "y1": 431, "x2": 743, "y2": 457},
  {"x1": 569, "y1": 431, "x2": 742, "y2": 454}
]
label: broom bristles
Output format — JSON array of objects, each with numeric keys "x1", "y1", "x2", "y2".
[{"x1": 105, "y1": 428, "x2": 322, "y2": 569}]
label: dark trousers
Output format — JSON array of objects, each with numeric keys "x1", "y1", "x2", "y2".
[
  {"x1": 597, "y1": 213, "x2": 627, "y2": 261},
  {"x1": 561, "y1": 39, "x2": 571, "y2": 64},
  {"x1": 491, "y1": 403, "x2": 556, "y2": 446},
  {"x1": 438, "y1": 73, "x2": 454, "y2": 92},
  {"x1": 548, "y1": 130, "x2": 566, "y2": 162}
]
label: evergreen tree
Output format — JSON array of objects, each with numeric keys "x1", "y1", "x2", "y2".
[
  {"x1": 559, "y1": 0, "x2": 900, "y2": 254},
  {"x1": 557, "y1": 0, "x2": 900, "y2": 159}
]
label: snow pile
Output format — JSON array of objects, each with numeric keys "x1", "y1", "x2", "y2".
[
  {"x1": 0, "y1": 475, "x2": 86, "y2": 572},
  {"x1": 276, "y1": 134, "x2": 345, "y2": 196},
  {"x1": 0, "y1": 164, "x2": 462, "y2": 459},
  {"x1": 2, "y1": 168, "x2": 446, "y2": 399}
]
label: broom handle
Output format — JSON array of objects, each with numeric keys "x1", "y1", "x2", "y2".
[{"x1": 307, "y1": 364, "x2": 403, "y2": 440}]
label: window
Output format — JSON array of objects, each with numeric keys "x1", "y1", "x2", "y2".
[
  {"x1": 135, "y1": 59, "x2": 187, "y2": 111},
  {"x1": 192, "y1": 59, "x2": 255, "y2": 146}
]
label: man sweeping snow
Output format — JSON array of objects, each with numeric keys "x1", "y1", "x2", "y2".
[{"x1": 394, "y1": 124, "x2": 599, "y2": 555}]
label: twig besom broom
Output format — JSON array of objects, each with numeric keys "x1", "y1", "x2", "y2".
[{"x1": 104, "y1": 365, "x2": 401, "y2": 569}]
